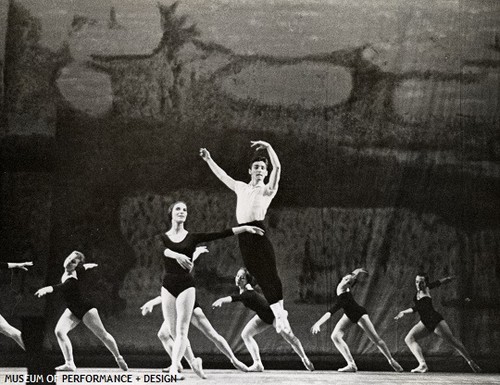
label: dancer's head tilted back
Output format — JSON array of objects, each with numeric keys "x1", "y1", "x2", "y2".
[
  {"x1": 63, "y1": 251, "x2": 85, "y2": 272},
  {"x1": 168, "y1": 201, "x2": 188, "y2": 226}
]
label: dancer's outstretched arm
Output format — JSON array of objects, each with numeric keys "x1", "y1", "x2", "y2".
[
  {"x1": 212, "y1": 296, "x2": 233, "y2": 308},
  {"x1": 310, "y1": 312, "x2": 332, "y2": 334},
  {"x1": 2, "y1": 261, "x2": 33, "y2": 271},
  {"x1": 199, "y1": 148, "x2": 236, "y2": 191},
  {"x1": 394, "y1": 308, "x2": 414, "y2": 320},
  {"x1": 141, "y1": 296, "x2": 162, "y2": 315}
]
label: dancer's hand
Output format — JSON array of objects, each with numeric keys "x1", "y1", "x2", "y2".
[
  {"x1": 394, "y1": 311, "x2": 405, "y2": 320},
  {"x1": 176, "y1": 254, "x2": 193, "y2": 271},
  {"x1": 11, "y1": 261, "x2": 33, "y2": 271},
  {"x1": 34, "y1": 286, "x2": 53, "y2": 298},
  {"x1": 199, "y1": 148, "x2": 211, "y2": 162},
  {"x1": 250, "y1": 140, "x2": 271, "y2": 151},
  {"x1": 310, "y1": 323, "x2": 321, "y2": 334},
  {"x1": 244, "y1": 226, "x2": 265, "y2": 236},
  {"x1": 140, "y1": 301, "x2": 155, "y2": 316},
  {"x1": 441, "y1": 276, "x2": 456, "y2": 284},
  {"x1": 83, "y1": 263, "x2": 98, "y2": 270},
  {"x1": 193, "y1": 246, "x2": 209, "y2": 262},
  {"x1": 212, "y1": 297, "x2": 231, "y2": 308}
]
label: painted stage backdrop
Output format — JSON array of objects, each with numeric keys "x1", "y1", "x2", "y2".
[{"x1": 0, "y1": 0, "x2": 499, "y2": 368}]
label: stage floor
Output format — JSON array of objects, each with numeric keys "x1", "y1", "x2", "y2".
[{"x1": 1, "y1": 368, "x2": 499, "y2": 385}]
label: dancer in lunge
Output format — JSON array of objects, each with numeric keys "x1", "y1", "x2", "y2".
[
  {"x1": 395, "y1": 273, "x2": 481, "y2": 373},
  {"x1": 0, "y1": 261, "x2": 33, "y2": 350},
  {"x1": 212, "y1": 268, "x2": 314, "y2": 372},
  {"x1": 200, "y1": 141, "x2": 290, "y2": 333},
  {"x1": 311, "y1": 268, "x2": 403, "y2": 372},
  {"x1": 35, "y1": 251, "x2": 128, "y2": 372},
  {"x1": 141, "y1": 245, "x2": 247, "y2": 372},
  {"x1": 161, "y1": 201, "x2": 263, "y2": 378}
]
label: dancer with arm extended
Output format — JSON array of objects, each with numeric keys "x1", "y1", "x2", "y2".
[
  {"x1": 140, "y1": 247, "x2": 248, "y2": 372},
  {"x1": 161, "y1": 201, "x2": 263, "y2": 378},
  {"x1": 212, "y1": 267, "x2": 314, "y2": 372},
  {"x1": 35, "y1": 251, "x2": 128, "y2": 372},
  {"x1": 200, "y1": 141, "x2": 290, "y2": 333},
  {"x1": 394, "y1": 273, "x2": 481, "y2": 373},
  {"x1": 0, "y1": 261, "x2": 33, "y2": 350},
  {"x1": 310, "y1": 268, "x2": 403, "y2": 372}
]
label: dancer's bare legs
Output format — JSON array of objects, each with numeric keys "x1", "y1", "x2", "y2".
[
  {"x1": 54, "y1": 309, "x2": 80, "y2": 371},
  {"x1": 0, "y1": 313, "x2": 25, "y2": 350},
  {"x1": 331, "y1": 315, "x2": 357, "y2": 372},
  {"x1": 404, "y1": 321, "x2": 431, "y2": 373},
  {"x1": 240, "y1": 315, "x2": 271, "y2": 372}
]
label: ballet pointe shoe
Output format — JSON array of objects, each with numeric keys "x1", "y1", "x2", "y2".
[
  {"x1": 191, "y1": 357, "x2": 207, "y2": 379},
  {"x1": 338, "y1": 363, "x2": 357, "y2": 372},
  {"x1": 411, "y1": 363, "x2": 428, "y2": 373},
  {"x1": 302, "y1": 357, "x2": 315, "y2": 371},
  {"x1": 115, "y1": 356, "x2": 128, "y2": 371},
  {"x1": 389, "y1": 359, "x2": 404, "y2": 372},
  {"x1": 231, "y1": 358, "x2": 249, "y2": 372},
  {"x1": 468, "y1": 360, "x2": 481, "y2": 373},
  {"x1": 162, "y1": 364, "x2": 183, "y2": 373},
  {"x1": 248, "y1": 362, "x2": 265, "y2": 372},
  {"x1": 13, "y1": 331, "x2": 25, "y2": 351},
  {"x1": 55, "y1": 362, "x2": 76, "y2": 371}
]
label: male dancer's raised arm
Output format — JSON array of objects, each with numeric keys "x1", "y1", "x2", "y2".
[
  {"x1": 250, "y1": 140, "x2": 281, "y2": 193},
  {"x1": 199, "y1": 148, "x2": 236, "y2": 191}
]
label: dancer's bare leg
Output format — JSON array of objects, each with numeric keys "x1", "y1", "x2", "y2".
[
  {"x1": 357, "y1": 315, "x2": 403, "y2": 372},
  {"x1": 404, "y1": 321, "x2": 431, "y2": 373},
  {"x1": 434, "y1": 321, "x2": 481, "y2": 373},
  {"x1": 192, "y1": 308, "x2": 248, "y2": 372},
  {"x1": 82, "y1": 308, "x2": 128, "y2": 371},
  {"x1": 54, "y1": 309, "x2": 80, "y2": 371},
  {"x1": 0, "y1": 313, "x2": 25, "y2": 350},
  {"x1": 278, "y1": 323, "x2": 314, "y2": 371},
  {"x1": 331, "y1": 315, "x2": 357, "y2": 372},
  {"x1": 241, "y1": 315, "x2": 271, "y2": 371}
]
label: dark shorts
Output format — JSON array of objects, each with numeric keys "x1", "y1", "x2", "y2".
[
  {"x1": 421, "y1": 312, "x2": 444, "y2": 332},
  {"x1": 68, "y1": 301, "x2": 95, "y2": 320},
  {"x1": 162, "y1": 273, "x2": 196, "y2": 298},
  {"x1": 345, "y1": 305, "x2": 368, "y2": 324}
]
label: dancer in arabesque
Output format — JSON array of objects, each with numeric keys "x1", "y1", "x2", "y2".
[
  {"x1": 35, "y1": 251, "x2": 128, "y2": 371},
  {"x1": 200, "y1": 141, "x2": 291, "y2": 333},
  {"x1": 0, "y1": 261, "x2": 33, "y2": 350},
  {"x1": 311, "y1": 268, "x2": 403, "y2": 372},
  {"x1": 395, "y1": 273, "x2": 481, "y2": 373}
]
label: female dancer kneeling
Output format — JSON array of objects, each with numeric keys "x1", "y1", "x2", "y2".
[
  {"x1": 311, "y1": 268, "x2": 403, "y2": 372},
  {"x1": 0, "y1": 261, "x2": 33, "y2": 350},
  {"x1": 141, "y1": 247, "x2": 248, "y2": 372},
  {"x1": 395, "y1": 273, "x2": 481, "y2": 373},
  {"x1": 212, "y1": 268, "x2": 314, "y2": 372},
  {"x1": 35, "y1": 251, "x2": 128, "y2": 372},
  {"x1": 161, "y1": 201, "x2": 263, "y2": 378}
]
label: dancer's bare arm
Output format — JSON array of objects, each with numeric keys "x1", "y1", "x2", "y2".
[
  {"x1": 251, "y1": 140, "x2": 281, "y2": 193},
  {"x1": 199, "y1": 148, "x2": 236, "y2": 191}
]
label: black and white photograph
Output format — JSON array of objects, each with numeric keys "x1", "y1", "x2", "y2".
[{"x1": 0, "y1": 0, "x2": 499, "y2": 384}]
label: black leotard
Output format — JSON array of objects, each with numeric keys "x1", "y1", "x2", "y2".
[
  {"x1": 412, "y1": 280, "x2": 444, "y2": 332},
  {"x1": 160, "y1": 230, "x2": 233, "y2": 297},
  {"x1": 328, "y1": 291, "x2": 367, "y2": 324},
  {"x1": 231, "y1": 289, "x2": 275, "y2": 325},
  {"x1": 52, "y1": 265, "x2": 95, "y2": 320}
]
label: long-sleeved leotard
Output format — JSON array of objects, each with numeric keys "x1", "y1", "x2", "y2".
[
  {"x1": 160, "y1": 229, "x2": 233, "y2": 297},
  {"x1": 328, "y1": 291, "x2": 367, "y2": 324},
  {"x1": 52, "y1": 265, "x2": 95, "y2": 320},
  {"x1": 412, "y1": 280, "x2": 443, "y2": 332},
  {"x1": 231, "y1": 289, "x2": 275, "y2": 325}
]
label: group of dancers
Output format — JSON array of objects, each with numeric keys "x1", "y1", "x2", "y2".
[{"x1": 0, "y1": 141, "x2": 481, "y2": 377}]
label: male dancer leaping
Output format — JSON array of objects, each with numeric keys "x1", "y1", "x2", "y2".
[{"x1": 200, "y1": 140, "x2": 290, "y2": 332}]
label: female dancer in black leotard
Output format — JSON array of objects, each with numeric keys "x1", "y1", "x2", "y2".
[
  {"x1": 35, "y1": 251, "x2": 128, "y2": 372},
  {"x1": 0, "y1": 261, "x2": 32, "y2": 350},
  {"x1": 212, "y1": 268, "x2": 314, "y2": 372},
  {"x1": 200, "y1": 141, "x2": 290, "y2": 333},
  {"x1": 161, "y1": 201, "x2": 263, "y2": 378},
  {"x1": 395, "y1": 273, "x2": 481, "y2": 373},
  {"x1": 311, "y1": 268, "x2": 403, "y2": 372},
  {"x1": 141, "y1": 247, "x2": 248, "y2": 373}
]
